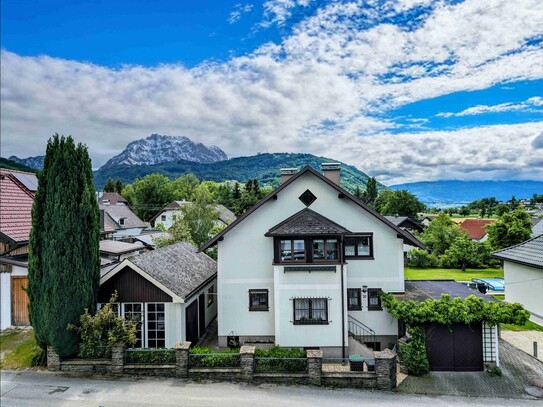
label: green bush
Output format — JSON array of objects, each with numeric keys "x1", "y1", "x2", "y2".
[
  {"x1": 125, "y1": 349, "x2": 176, "y2": 364},
  {"x1": 69, "y1": 293, "x2": 137, "y2": 359},
  {"x1": 398, "y1": 326, "x2": 429, "y2": 376},
  {"x1": 189, "y1": 346, "x2": 241, "y2": 368},
  {"x1": 407, "y1": 249, "x2": 439, "y2": 268},
  {"x1": 254, "y1": 346, "x2": 307, "y2": 372}
]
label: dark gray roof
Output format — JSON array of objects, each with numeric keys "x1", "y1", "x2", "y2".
[
  {"x1": 215, "y1": 204, "x2": 236, "y2": 225},
  {"x1": 99, "y1": 240, "x2": 144, "y2": 255},
  {"x1": 10, "y1": 172, "x2": 38, "y2": 192},
  {"x1": 265, "y1": 208, "x2": 351, "y2": 236},
  {"x1": 385, "y1": 216, "x2": 424, "y2": 232},
  {"x1": 492, "y1": 234, "x2": 543, "y2": 270},
  {"x1": 99, "y1": 204, "x2": 147, "y2": 229},
  {"x1": 396, "y1": 280, "x2": 497, "y2": 302},
  {"x1": 129, "y1": 241, "x2": 217, "y2": 300}
]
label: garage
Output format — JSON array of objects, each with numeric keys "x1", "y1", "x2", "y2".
[
  {"x1": 395, "y1": 280, "x2": 500, "y2": 370},
  {"x1": 425, "y1": 322, "x2": 483, "y2": 371}
]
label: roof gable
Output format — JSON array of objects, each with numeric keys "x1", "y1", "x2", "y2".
[
  {"x1": 0, "y1": 170, "x2": 35, "y2": 244},
  {"x1": 199, "y1": 166, "x2": 425, "y2": 251},
  {"x1": 492, "y1": 234, "x2": 543, "y2": 270},
  {"x1": 265, "y1": 208, "x2": 351, "y2": 236},
  {"x1": 460, "y1": 219, "x2": 494, "y2": 240}
]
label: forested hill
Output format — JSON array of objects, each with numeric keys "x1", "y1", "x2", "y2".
[
  {"x1": 93, "y1": 153, "x2": 385, "y2": 193},
  {"x1": 0, "y1": 157, "x2": 35, "y2": 173}
]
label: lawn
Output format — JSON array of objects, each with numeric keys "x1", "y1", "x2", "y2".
[
  {"x1": 501, "y1": 321, "x2": 543, "y2": 332},
  {"x1": 0, "y1": 329, "x2": 42, "y2": 370},
  {"x1": 405, "y1": 267, "x2": 503, "y2": 281}
]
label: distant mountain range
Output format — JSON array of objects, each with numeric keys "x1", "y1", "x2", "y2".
[
  {"x1": 93, "y1": 152, "x2": 382, "y2": 193},
  {"x1": 390, "y1": 180, "x2": 543, "y2": 206},
  {"x1": 100, "y1": 134, "x2": 228, "y2": 169},
  {"x1": 8, "y1": 155, "x2": 44, "y2": 170},
  {"x1": 0, "y1": 157, "x2": 35, "y2": 172},
  {"x1": 5, "y1": 134, "x2": 541, "y2": 205}
]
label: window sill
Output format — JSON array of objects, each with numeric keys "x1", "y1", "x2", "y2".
[
  {"x1": 367, "y1": 307, "x2": 383, "y2": 311},
  {"x1": 348, "y1": 307, "x2": 362, "y2": 311},
  {"x1": 272, "y1": 262, "x2": 345, "y2": 266},
  {"x1": 249, "y1": 308, "x2": 269, "y2": 312},
  {"x1": 344, "y1": 256, "x2": 374, "y2": 260},
  {"x1": 293, "y1": 321, "x2": 329, "y2": 325}
]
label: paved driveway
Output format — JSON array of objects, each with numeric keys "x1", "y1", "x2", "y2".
[{"x1": 397, "y1": 340, "x2": 543, "y2": 399}]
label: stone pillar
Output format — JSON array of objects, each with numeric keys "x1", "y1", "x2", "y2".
[
  {"x1": 307, "y1": 350, "x2": 323, "y2": 386},
  {"x1": 175, "y1": 341, "x2": 191, "y2": 378},
  {"x1": 47, "y1": 346, "x2": 61, "y2": 371},
  {"x1": 240, "y1": 345, "x2": 255, "y2": 382},
  {"x1": 375, "y1": 348, "x2": 397, "y2": 390},
  {"x1": 111, "y1": 342, "x2": 125, "y2": 375}
]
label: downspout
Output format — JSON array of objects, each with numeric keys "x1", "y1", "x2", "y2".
[{"x1": 340, "y1": 234, "x2": 346, "y2": 359}]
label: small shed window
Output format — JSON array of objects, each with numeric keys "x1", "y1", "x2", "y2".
[
  {"x1": 146, "y1": 303, "x2": 166, "y2": 348},
  {"x1": 249, "y1": 289, "x2": 269, "y2": 311}
]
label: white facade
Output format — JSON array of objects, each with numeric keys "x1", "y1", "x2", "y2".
[
  {"x1": 154, "y1": 210, "x2": 182, "y2": 231},
  {"x1": 215, "y1": 170, "x2": 415, "y2": 354},
  {"x1": 504, "y1": 261, "x2": 543, "y2": 325},
  {"x1": 0, "y1": 264, "x2": 28, "y2": 330}
]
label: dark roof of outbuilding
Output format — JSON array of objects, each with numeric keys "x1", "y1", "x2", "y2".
[
  {"x1": 384, "y1": 216, "x2": 424, "y2": 232},
  {"x1": 200, "y1": 166, "x2": 425, "y2": 251},
  {"x1": 265, "y1": 208, "x2": 351, "y2": 236},
  {"x1": 396, "y1": 280, "x2": 497, "y2": 302},
  {"x1": 492, "y1": 234, "x2": 543, "y2": 270},
  {"x1": 128, "y1": 241, "x2": 217, "y2": 300}
]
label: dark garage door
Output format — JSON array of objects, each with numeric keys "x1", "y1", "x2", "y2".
[{"x1": 425, "y1": 322, "x2": 483, "y2": 371}]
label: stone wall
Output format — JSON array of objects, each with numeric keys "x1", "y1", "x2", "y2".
[{"x1": 47, "y1": 343, "x2": 397, "y2": 390}]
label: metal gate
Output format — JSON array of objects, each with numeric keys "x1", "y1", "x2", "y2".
[
  {"x1": 11, "y1": 276, "x2": 29, "y2": 326},
  {"x1": 425, "y1": 322, "x2": 483, "y2": 371}
]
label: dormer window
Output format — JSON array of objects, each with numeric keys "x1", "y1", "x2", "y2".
[{"x1": 119, "y1": 218, "x2": 125, "y2": 226}]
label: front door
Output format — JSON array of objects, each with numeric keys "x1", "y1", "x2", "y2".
[
  {"x1": 185, "y1": 300, "x2": 198, "y2": 346},
  {"x1": 11, "y1": 277, "x2": 29, "y2": 326}
]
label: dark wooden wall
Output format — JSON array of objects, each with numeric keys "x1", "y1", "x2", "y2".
[{"x1": 99, "y1": 266, "x2": 172, "y2": 303}]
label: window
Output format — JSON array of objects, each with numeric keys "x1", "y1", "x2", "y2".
[
  {"x1": 299, "y1": 189, "x2": 317, "y2": 206},
  {"x1": 280, "y1": 239, "x2": 305, "y2": 262},
  {"x1": 161, "y1": 215, "x2": 167, "y2": 221},
  {"x1": 293, "y1": 298, "x2": 328, "y2": 324},
  {"x1": 344, "y1": 235, "x2": 373, "y2": 258},
  {"x1": 123, "y1": 303, "x2": 144, "y2": 347},
  {"x1": 347, "y1": 288, "x2": 362, "y2": 310},
  {"x1": 119, "y1": 218, "x2": 125, "y2": 226},
  {"x1": 98, "y1": 302, "x2": 120, "y2": 316},
  {"x1": 249, "y1": 289, "x2": 269, "y2": 311},
  {"x1": 146, "y1": 303, "x2": 166, "y2": 348},
  {"x1": 367, "y1": 288, "x2": 382, "y2": 311},
  {"x1": 207, "y1": 285, "x2": 215, "y2": 307},
  {"x1": 312, "y1": 238, "x2": 338, "y2": 262}
]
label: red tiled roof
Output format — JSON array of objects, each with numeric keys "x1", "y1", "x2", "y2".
[
  {"x1": 0, "y1": 169, "x2": 35, "y2": 243},
  {"x1": 460, "y1": 219, "x2": 494, "y2": 240},
  {"x1": 99, "y1": 192, "x2": 128, "y2": 205}
]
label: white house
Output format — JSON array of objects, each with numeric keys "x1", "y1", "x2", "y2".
[
  {"x1": 99, "y1": 241, "x2": 217, "y2": 348},
  {"x1": 493, "y1": 234, "x2": 543, "y2": 325},
  {"x1": 151, "y1": 201, "x2": 236, "y2": 230},
  {"x1": 200, "y1": 164, "x2": 425, "y2": 357}
]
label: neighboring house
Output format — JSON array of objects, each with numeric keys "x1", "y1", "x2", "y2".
[
  {"x1": 396, "y1": 280, "x2": 500, "y2": 371},
  {"x1": 385, "y1": 216, "x2": 424, "y2": 254},
  {"x1": 532, "y1": 217, "x2": 543, "y2": 237},
  {"x1": 459, "y1": 219, "x2": 494, "y2": 242},
  {"x1": 98, "y1": 242, "x2": 217, "y2": 348},
  {"x1": 99, "y1": 192, "x2": 129, "y2": 206},
  {"x1": 151, "y1": 201, "x2": 236, "y2": 230},
  {"x1": 100, "y1": 200, "x2": 147, "y2": 239},
  {"x1": 419, "y1": 215, "x2": 436, "y2": 227},
  {"x1": 492, "y1": 234, "x2": 543, "y2": 325},
  {"x1": 200, "y1": 164, "x2": 425, "y2": 357},
  {"x1": 0, "y1": 169, "x2": 36, "y2": 330}
]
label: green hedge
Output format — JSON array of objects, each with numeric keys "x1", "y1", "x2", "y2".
[
  {"x1": 125, "y1": 349, "x2": 176, "y2": 364},
  {"x1": 189, "y1": 346, "x2": 241, "y2": 368},
  {"x1": 254, "y1": 346, "x2": 307, "y2": 372}
]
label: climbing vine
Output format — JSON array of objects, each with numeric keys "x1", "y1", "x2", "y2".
[{"x1": 381, "y1": 293, "x2": 529, "y2": 376}]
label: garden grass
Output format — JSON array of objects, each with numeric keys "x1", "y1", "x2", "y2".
[
  {"x1": 501, "y1": 320, "x2": 543, "y2": 332},
  {"x1": 405, "y1": 267, "x2": 503, "y2": 281},
  {"x1": 0, "y1": 329, "x2": 42, "y2": 370}
]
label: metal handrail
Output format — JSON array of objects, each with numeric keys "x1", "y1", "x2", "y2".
[{"x1": 348, "y1": 315, "x2": 376, "y2": 348}]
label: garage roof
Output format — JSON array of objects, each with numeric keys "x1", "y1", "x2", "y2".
[{"x1": 397, "y1": 280, "x2": 497, "y2": 302}]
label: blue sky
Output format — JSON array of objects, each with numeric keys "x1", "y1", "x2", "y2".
[{"x1": 1, "y1": 0, "x2": 542, "y2": 184}]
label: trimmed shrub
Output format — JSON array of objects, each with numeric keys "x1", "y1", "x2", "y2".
[
  {"x1": 125, "y1": 349, "x2": 176, "y2": 364},
  {"x1": 254, "y1": 346, "x2": 307, "y2": 372},
  {"x1": 407, "y1": 249, "x2": 439, "y2": 268}
]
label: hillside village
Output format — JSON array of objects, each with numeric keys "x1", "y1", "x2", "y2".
[{"x1": 1, "y1": 138, "x2": 542, "y2": 399}]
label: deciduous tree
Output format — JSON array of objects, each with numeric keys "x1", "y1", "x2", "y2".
[{"x1": 486, "y1": 208, "x2": 532, "y2": 250}]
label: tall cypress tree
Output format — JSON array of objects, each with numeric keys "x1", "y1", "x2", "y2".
[{"x1": 27, "y1": 135, "x2": 100, "y2": 357}]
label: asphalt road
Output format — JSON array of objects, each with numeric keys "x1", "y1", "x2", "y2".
[{"x1": 1, "y1": 371, "x2": 542, "y2": 407}]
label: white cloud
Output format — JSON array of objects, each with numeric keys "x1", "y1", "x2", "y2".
[
  {"x1": 1, "y1": 0, "x2": 542, "y2": 182},
  {"x1": 437, "y1": 96, "x2": 543, "y2": 117},
  {"x1": 262, "y1": 0, "x2": 315, "y2": 26},
  {"x1": 228, "y1": 3, "x2": 253, "y2": 24}
]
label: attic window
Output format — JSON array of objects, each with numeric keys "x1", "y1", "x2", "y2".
[
  {"x1": 119, "y1": 218, "x2": 125, "y2": 226},
  {"x1": 299, "y1": 189, "x2": 317, "y2": 207}
]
